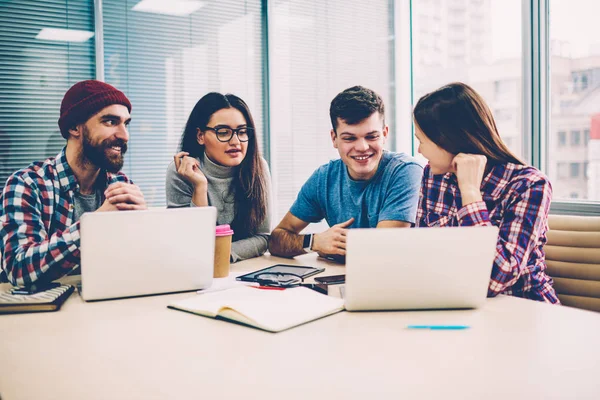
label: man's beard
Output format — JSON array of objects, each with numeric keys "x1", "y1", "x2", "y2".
[{"x1": 81, "y1": 125, "x2": 127, "y2": 173}]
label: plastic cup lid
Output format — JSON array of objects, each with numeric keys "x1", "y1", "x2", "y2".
[{"x1": 216, "y1": 224, "x2": 234, "y2": 236}]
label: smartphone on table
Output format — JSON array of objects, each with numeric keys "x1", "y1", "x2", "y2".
[
  {"x1": 314, "y1": 274, "x2": 345, "y2": 285},
  {"x1": 322, "y1": 254, "x2": 346, "y2": 264}
]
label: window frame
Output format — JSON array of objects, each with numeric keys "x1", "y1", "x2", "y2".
[{"x1": 532, "y1": 0, "x2": 600, "y2": 215}]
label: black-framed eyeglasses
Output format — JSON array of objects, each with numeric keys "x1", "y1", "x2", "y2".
[
  {"x1": 203, "y1": 126, "x2": 253, "y2": 142},
  {"x1": 254, "y1": 272, "x2": 304, "y2": 288}
]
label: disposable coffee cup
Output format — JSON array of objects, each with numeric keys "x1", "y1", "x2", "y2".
[{"x1": 214, "y1": 224, "x2": 234, "y2": 278}]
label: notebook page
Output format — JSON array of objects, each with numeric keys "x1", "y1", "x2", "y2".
[
  {"x1": 223, "y1": 287, "x2": 344, "y2": 331},
  {"x1": 171, "y1": 294, "x2": 229, "y2": 317},
  {"x1": 171, "y1": 286, "x2": 344, "y2": 332}
]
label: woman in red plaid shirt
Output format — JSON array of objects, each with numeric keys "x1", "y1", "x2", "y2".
[{"x1": 413, "y1": 82, "x2": 559, "y2": 303}]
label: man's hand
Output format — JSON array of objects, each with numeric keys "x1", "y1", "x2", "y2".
[
  {"x1": 98, "y1": 182, "x2": 147, "y2": 212},
  {"x1": 312, "y1": 218, "x2": 354, "y2": 256}
]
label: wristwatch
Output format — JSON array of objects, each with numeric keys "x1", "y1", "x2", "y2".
[{"x1": 302, "y1": 233, "x2": 314, "y2": 253}]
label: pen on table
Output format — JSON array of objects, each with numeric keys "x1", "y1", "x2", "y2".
[
  {"x1": 252, "y1": 286, "x2": 286, "y2": 291},
  {"x1": 251, "y1": 284, "x2": 328, "y2": 294},
  {"x1": 406, "y1": 325, "x2": 470, "y2": 330}
]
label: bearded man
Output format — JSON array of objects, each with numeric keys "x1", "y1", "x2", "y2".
[{"x1": 0, "y1": 80, "x2": 147, "y2": 286}]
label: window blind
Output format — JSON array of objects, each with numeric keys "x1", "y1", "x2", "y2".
[
  {"x1": 0, "y1": 0, "x2": 95, "y2": 189},
  {"x1": 102, "y1": 0, "x2": 264, "y2": 207},
  {"x1": 269, "y1": 0, "x2": 395, "y2": 223}
]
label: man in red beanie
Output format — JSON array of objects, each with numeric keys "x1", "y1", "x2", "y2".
[{"x1": 0, "y1": 80, "x2": 147, "y2": 287}]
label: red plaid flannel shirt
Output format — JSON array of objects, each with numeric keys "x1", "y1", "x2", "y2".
[
  {"x1": 416, "y1": 162, "x2": 559, "y2": 303},
  {"x1": 0, "y1": 149, "x2": 131, "y2": 286}
]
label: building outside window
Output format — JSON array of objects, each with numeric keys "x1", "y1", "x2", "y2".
[
  {"x1": 412, "y1": 0, "x2": 523, "y2": 160},
  {"x1": 570, "y1": 130, "x2": 581, "y2": 146},
  {"x1": 549, "y1": 0, "x2": 600, "y2": 201},
  {"x1": 558, "y1": 131, "x2": 567, "y2": 146},
  {"x1": 584, "y1": 161, "x2": 590, "y2": 178},
  {"x1": 570, "y1": 162, "x2": 580, "y2": 178},
  {"x1": 557, "y1": 162, "x2": 568, "y2": 179},
  {"x1": 584, "y1": 129, "x2": 590, "y2": 146}
]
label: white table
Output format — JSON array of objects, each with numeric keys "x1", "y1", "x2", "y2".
[{"x1": 1, "y1": 253, "x2": 600, "y2": 400}]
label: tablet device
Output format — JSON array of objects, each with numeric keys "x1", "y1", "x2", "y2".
[{"x1": 236, "y1": 264, "x2": 325, "y2": 283}]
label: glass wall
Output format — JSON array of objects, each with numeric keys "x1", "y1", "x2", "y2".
[
  {"x1": 411, "y1": 0, "x2": 524, "y2": 161},
  {"x1": 1, "y1": 0, "x2": 599, "y2": 215},
  {"x1": 0, "y1": 0, "x2": 95, "y2": 187},
  {"x1": 269, "y1": 0, "x2": 395, "y2": 223},
  {"x1": 548, "y1": 0, "x2": 600, "y2": 201},
  {"x1": 103, "y1": 0, "x2": 264, "y2": 206}
]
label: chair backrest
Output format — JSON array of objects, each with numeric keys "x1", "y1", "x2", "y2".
[{"x1": 545, "y1": 215, "x2": 600, "y2": 312}]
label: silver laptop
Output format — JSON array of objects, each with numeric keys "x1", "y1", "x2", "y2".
[
  {"x1": 344, "y1": 226, "x2": 499, "y2": 311},
  {"x1": 80, "y1": 207, "x2": 216, "y2": 301}
]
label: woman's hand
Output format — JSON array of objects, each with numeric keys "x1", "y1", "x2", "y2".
[
  {"x1": 174, "y1": 151, "x2": 207, "y2": 188},
  {"x1": 452, "y1": 153, "x2": 487, "y2": 206}
]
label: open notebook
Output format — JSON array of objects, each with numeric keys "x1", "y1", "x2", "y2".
[{"x1": 168, "y1": 286, "x2": 345, "y2": 333}]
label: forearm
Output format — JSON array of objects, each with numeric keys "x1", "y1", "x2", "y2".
[
  {"x1": 191, "y1": 185, "x2": 208, "y2": 207},
  {"x1": 268, "y1": 228, "x2": 305, "y2": 258},
  {"x1": 166, "y1": 163, "x2": 208, "y2": 208},
  {"x1": 457, "y1": 198, "x2": 540, "y2": 297},
  {"x1": 457, "y1": 201, "x2": 493, "y2": 227},
  {"x1": 460, "y1": 187, "x2": 483, "y2": 207},
  {"x1": 231, "y1": 234, "x2": 268, "y2": 263},
  {"x1": 486, "y1": 238, "x2": 528, "y2": 297},
  {"x1": 2, "y1": 223, "x2": 81, "y2": 286}
]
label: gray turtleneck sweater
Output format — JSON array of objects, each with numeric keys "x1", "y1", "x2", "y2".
[{"x1": 165, "y1": 153, "x2": 272, "y2": 263}]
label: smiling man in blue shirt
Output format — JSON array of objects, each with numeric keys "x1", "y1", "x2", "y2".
[{"x1": 269, "y1": 86, "x2": 423, "y2": 260}]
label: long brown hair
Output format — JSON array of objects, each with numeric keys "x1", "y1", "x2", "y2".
[
  {"x1": 413, "y1": 82, "x2": 524, "y2": 166},
  {"x1": 180, "y1": 93, "x2": 267, "y2": 239}
]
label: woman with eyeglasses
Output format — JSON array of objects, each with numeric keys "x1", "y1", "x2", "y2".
[
  {"x1": 166, "y1": 92, "x2": 271, "y2": 262},
  {"x1": 413, "y1": 82, "x2": 559, "y2": 303}
]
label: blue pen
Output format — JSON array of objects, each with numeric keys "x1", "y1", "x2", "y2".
[{"x1": 406, "y1": 325, "x2": 470, "y2": 330}]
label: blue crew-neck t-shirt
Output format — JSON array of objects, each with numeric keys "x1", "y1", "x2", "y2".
[{"x1": 289, "y1": 151, "x2": 424, "y2": 228}]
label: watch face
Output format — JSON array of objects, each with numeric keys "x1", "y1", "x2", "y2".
[{"x1": 303, "y1": 234, "x2": 312, "y2": 249}]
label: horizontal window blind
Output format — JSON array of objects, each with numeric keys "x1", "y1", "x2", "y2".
[
  {"x1": 269, "y1": 0, "x2": 395, "y2": 224},
  {"x1": 0, "y1": 0, "x2": 95, "y2": 189},
  {"x1": 103, "y1": 0, "x2": 264, "y2": 207}
]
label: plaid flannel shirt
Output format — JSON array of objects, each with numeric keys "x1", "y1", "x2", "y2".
[
  {"x1": 416, "y1": 163, "x2": 559, "y2": 303},
  {"x1": 0, "y1": 148, "x2": 131, "y2": 286}
]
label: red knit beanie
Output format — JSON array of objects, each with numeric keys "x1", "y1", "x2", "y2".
[{"x1": 58, "y1": 80, "x2": 132, "y2": 138}]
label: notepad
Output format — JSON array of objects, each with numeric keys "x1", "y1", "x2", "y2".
[
  {"x1": 168, "y1": 286, "x2": 345, "y2": 333},
  {"x1": 0, "y1": 284, "x2": 74, "y2": 314}
]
